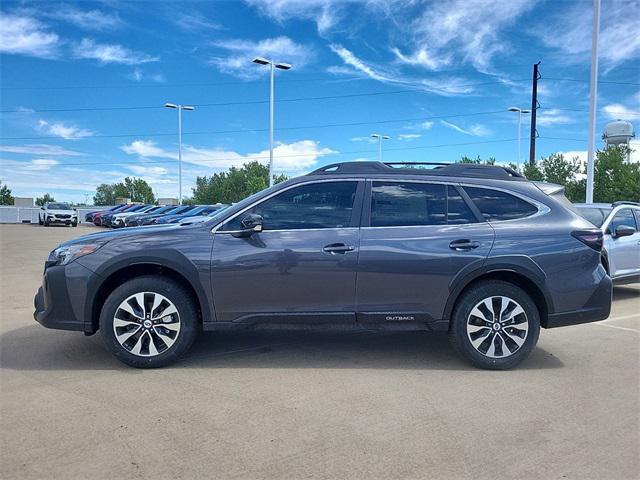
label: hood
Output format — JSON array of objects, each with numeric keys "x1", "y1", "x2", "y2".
[
  {"x1": 44, "y1": 209, "x2": 76, "y2": 215},
  {"x1": 59, "y1": 223, "x2": 191, "y2": 247}
]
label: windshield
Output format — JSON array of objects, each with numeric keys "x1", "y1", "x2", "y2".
[
  {"x1": 575, "y1": 207, "x2": 611, "y2": 227},
  {"x1": 47, "y1": 203, "x2": 71, "y2": 210}
]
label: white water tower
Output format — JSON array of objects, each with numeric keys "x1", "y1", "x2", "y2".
[{"x1": 603, "y1": 120, "x2": 635, "y2": 162}]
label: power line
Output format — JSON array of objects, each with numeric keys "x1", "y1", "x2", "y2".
[
  {"x1": 7, "y1": 137, "x2": 599, "y2": 169},
  {"x1": 0, "y1": 109, "x2": 507, "y2": 141},
  {"x1": 0, "y1": 79, "x2": 529, "y2": 114},
  {"x1": 541, "y1": 77, "x2": 640, "y2": 87}
]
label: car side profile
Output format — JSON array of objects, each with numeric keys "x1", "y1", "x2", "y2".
[
  {"x1": 34, "y1": 161, "x2": 612, "y2": 369},
  {"x1": 574, "y1": 201, "x2": 640, "y2": 285},
  {"x1": 38, "y1": 202, "x2": 78, "y2": 227}
]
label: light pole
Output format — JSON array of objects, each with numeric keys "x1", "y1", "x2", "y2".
[
  {"x1": 371, "y1": 134, "x2": 390, "y2": 162},
  {"x1": 508, "y1": 107, "x2": 531, "y2": 171},
  {"x1": 586, "y1": 0, "x2": 601, "y2": 203},
  {"x1": 253, "y1": 57, "x2": 292, "y2": 187},
  {"x1": 165, "y1": 103, "x2": 194, "y2": 205}
]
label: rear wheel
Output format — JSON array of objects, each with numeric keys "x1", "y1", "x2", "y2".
[
  {"x1": 99, "y1": 276, "x2": 199, "y2": 368},
  {"x1": 449, "y1": 280, "x2": 540, "y2": 370},
  {"x1": 38, "y1": 215, "x2": 43, "y2": 225}
]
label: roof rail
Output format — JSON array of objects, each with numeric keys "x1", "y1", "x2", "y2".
[
  {"x1": 612, "y1": 201, "x2": 640, "y2": 207},
  {"x1": 309, "y1": 161, "x2": 526, "y2": 180}
]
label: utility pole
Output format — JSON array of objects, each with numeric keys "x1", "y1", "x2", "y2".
[
  {"x1": 528, "y1": 62, "x2": 541, "y2": 167},
  {"x1": 586, "y1": 0, "x2": 601, "y2": 203}
]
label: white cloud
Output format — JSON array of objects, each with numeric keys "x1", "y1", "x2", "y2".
[
  {"x1": 602, "y1": 104, "x2": 639, "y2": 122},
  {"x1": 245, "y1": 0, "x2": 343, "y2": 35},
  {"x1": 421, "y1": 121, "x2": 434, "y2": 130},
  {"x1": 23, "y1": 159, "x2": 60, "y2": 171},
  {"x1": 329, "y1": 44, "x2": 476, "y2": 96},
  {"x1": 128, "y1": 165, "x2": 169, "y2": 176},
  {"x1": 127, "y1": 68, "x2": 166, "y2": 83},
  {"x1": 398, "y1": 134, "x2": 422, "y2": 141},
  {"x1": 0, "y1": 14, "x2": 59, "y2": 58},
  {"x1": 440, "y1": 120, "x2": 491, "y2": 137},
  {"x1": 73, "y1": 38, "x2": 158, "y2": 65},
  {"x1": 120, "y1": 139, "x2": 337, "y2": 173},
  {"x1": 209, "y1": 36, "x2": 312, "y2": 79},
  {"x1": 50, "y1": 8, "x2": 122, "y2": 31},
  {"x1": 38, "y1": 120, "x2": 94, "y2": 140},
  {"x1": 172, "y1": 11, "x2": 222, "y2": 31},
  {"x1": 395, "y1": 0, "x2": 537, "y2": 72},
  {"x1": 539, "y1": 0, "x2": 640, "y2": 70},
  {"x1": 536, "y1": 109, "x2": 573, "y2": 126},
  {"x1": 0, "y1": 144, "x2": 84, "y2": 156}
]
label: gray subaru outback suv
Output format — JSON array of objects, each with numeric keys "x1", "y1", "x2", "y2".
[{"x1": 34, "y1": 162, "x2": 612, "y2": 369}]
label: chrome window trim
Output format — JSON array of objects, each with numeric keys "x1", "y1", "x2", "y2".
[{"x1": 212, "y1": 178, "x2": 362, "y2": 234}]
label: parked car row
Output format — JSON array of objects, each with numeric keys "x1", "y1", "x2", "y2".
[{"x1": 86, "y1": 203, "x2": 228, "y2": 228}]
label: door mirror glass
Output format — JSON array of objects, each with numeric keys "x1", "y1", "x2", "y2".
[
  {"x1": 613, "y1": 225, "x2": 635, "y2": 238},
  {"x1": 233, "y1": 214, "x2": 263, "y2": 237}
]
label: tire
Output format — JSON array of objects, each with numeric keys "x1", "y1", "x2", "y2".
[
  {"x1": 99, "y1": 276, "x2": 199, "y2": 368},
  {"x1": 44, "y1": 218, "x2": 49, "y2": 227},
  {"x1": 38, "y1": 216, "x2": 43, "y2": 225},
  {"x1": 449, "y1": 280, "x2": 540, "y2": 370},
  {"x1": 72, "y1": 221, "x2": 78, "y2": 227}
]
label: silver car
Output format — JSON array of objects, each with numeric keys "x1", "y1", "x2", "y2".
[{"x1": 574, "y1": 201, "x2": 640, "y2": 285}]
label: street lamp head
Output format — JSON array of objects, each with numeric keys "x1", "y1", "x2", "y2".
[
  {"x1": 253, "y1": 57, "x2": 270, "y2": 65},
  {"x1": 382, "y1": 135, "x2": 391, "y2": 140},
  {"x1": 165, "y1": 103, "x2": 177, "y2": 109},
  {"x1": 182, "y1": 106, "x2": 195, "y2": 111},
  {"x1": 275, "y1": 63, "x2": 292, "y2": 70},
  {"x1": 371, "y1": 134, "x2": 380, "y2": 138},
  {"x1": 508, "y1": 107, "x2": 520, "y2": 112}
]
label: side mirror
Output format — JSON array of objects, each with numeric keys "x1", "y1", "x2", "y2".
[
  {"x1": 232, "y1": 214, "x2": 263, "y2": 238},
  {"x1": 613, "y1": 225, "x2": 635, "y2": 238}
]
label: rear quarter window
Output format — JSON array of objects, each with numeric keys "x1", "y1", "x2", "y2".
[{"x1": 464, "y1": 186, "x2": 538, "y2": 221}]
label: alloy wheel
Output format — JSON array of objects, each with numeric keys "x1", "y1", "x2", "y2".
[
  {"x1": 113, "y1": 292, "x2": 181, "y2": 357},
  {"x1": 466, "y1": 296, "x2": 529, "y2": 358}
]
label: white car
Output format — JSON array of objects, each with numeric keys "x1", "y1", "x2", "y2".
[
  {"x1": 574, "y1": 201, "x2": 640, "y2": 285},
  {"x1": 39, "y1": 202, "x2": 78, "y2": 227},
  {"x1": 110, "y1": 205, "x2": 157, "y2": 228}
]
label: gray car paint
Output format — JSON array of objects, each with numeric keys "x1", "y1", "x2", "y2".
[{"x1": 47, "y1": 169, "x2": 608, "y2": 333}]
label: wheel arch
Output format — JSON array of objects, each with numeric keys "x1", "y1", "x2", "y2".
[
  {"x1": 443, "y1": 266, "x2": 553, "y2": 329},
  {"x1": 88, "y1": 262, "x2": 209, "y2": 333}
]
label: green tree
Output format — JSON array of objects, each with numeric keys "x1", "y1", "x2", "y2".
[
  {"x1": 94, "y1": 184, "x2": 116, "y2": 205},
  {"x1": 0, "y1": 180, "x2": 14, "y2": 205},
  {"x1": 35, "y1": 193, "x2": 55, "y2": 206},
  {"x1": 192, "y1": 161, "x2": 288, "y2": 204},
  {"x1": 93, "y1": 178, "x2": 155, "y2": 205},
  {"x1": 458, "y1": 155, "x2": 496, "y2": 165}
]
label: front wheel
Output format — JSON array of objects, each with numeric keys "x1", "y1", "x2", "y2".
[
  {"x1": 449, "y1": 280, "x2": 540, "y2": 370},
  {"x1": 99, "y1": 276, "x2": 199, "y2": 368}
]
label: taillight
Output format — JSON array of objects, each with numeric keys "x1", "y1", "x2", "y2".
[{"x1": 571, "y1": 230, "x2": 603, "y2": 251}]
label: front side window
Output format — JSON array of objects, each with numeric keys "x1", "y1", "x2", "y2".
[
  {"x1": 609, "y1": 209, "x2": 637, "y2": 233},
  {"x1": 370, "y1": 182, "x2": 477, "y2": 227},
  {"x1": 223, "y1": 181, "x2": 358, "y2": 231},
  {"x1": 464, "y1": 186, "x2": 538, "y2": 221}
]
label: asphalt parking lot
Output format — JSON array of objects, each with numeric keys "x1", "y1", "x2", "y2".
[{"x1": 0, "y1": 223, "x2": 638, "y2": 480}]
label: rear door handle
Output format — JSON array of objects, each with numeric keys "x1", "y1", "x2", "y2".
[
  {"x1": 323, "y1": 243, "x2": 355, "y2": 254},
  {"x1": 449, "y1": 239, "x2": 480, "y2": 251}
]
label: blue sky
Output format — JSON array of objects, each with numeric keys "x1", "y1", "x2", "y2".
[{"x1": 1, "y1": 0, "x2": 638, "y2": 203}]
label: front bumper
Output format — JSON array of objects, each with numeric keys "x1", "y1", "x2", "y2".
[
  {"x1": 33, "y1": 263, "x2": 95, "y2": 333},
  {"x1": 544, "y1": 274, "x2": 613, "y2": 328}
]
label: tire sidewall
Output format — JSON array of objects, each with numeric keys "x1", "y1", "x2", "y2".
[
  {"x1": 450, "y1": 281, "x2": 540, "y2": 370},
  {"x1": 99, "y1": 276, "x2": 198, "y2": 368}
]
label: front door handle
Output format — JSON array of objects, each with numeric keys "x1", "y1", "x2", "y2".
[
  {"x1": 323, "y1": 243, "x2": 355, "y2": 254},
  {"x1": 449, "y1": 239, "x2": 480, "y2": 251}
]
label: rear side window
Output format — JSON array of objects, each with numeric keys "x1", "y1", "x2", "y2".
[
  {"x1": 464, "y1": 186, "x2": 537, "y2": 221},
  {"x1": 370, "y1": 182, "x2": 477, "y2": 227}
]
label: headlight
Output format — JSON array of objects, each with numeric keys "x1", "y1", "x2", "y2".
[{"x1": 47, "y1": 243, "x2": 104, "y2": 266}]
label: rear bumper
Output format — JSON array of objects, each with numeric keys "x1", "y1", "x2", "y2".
[{"x1": 544, "y1": 274, "x2": 612, "y2": 328}]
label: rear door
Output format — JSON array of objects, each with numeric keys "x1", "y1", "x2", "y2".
[{"x1": 356, "y1": 181, "x2": 494, "y2": 325}]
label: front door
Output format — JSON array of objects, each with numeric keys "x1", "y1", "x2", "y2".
[
  {"x1": 211, "y1": 180, "x2": 363, "y2": 324},
  {"x1": 356, "y1": 181, "x2": 495, "y2": 325},
  {"x1": 604, "y1": 208, "x2": 640, "y2": 278}
]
